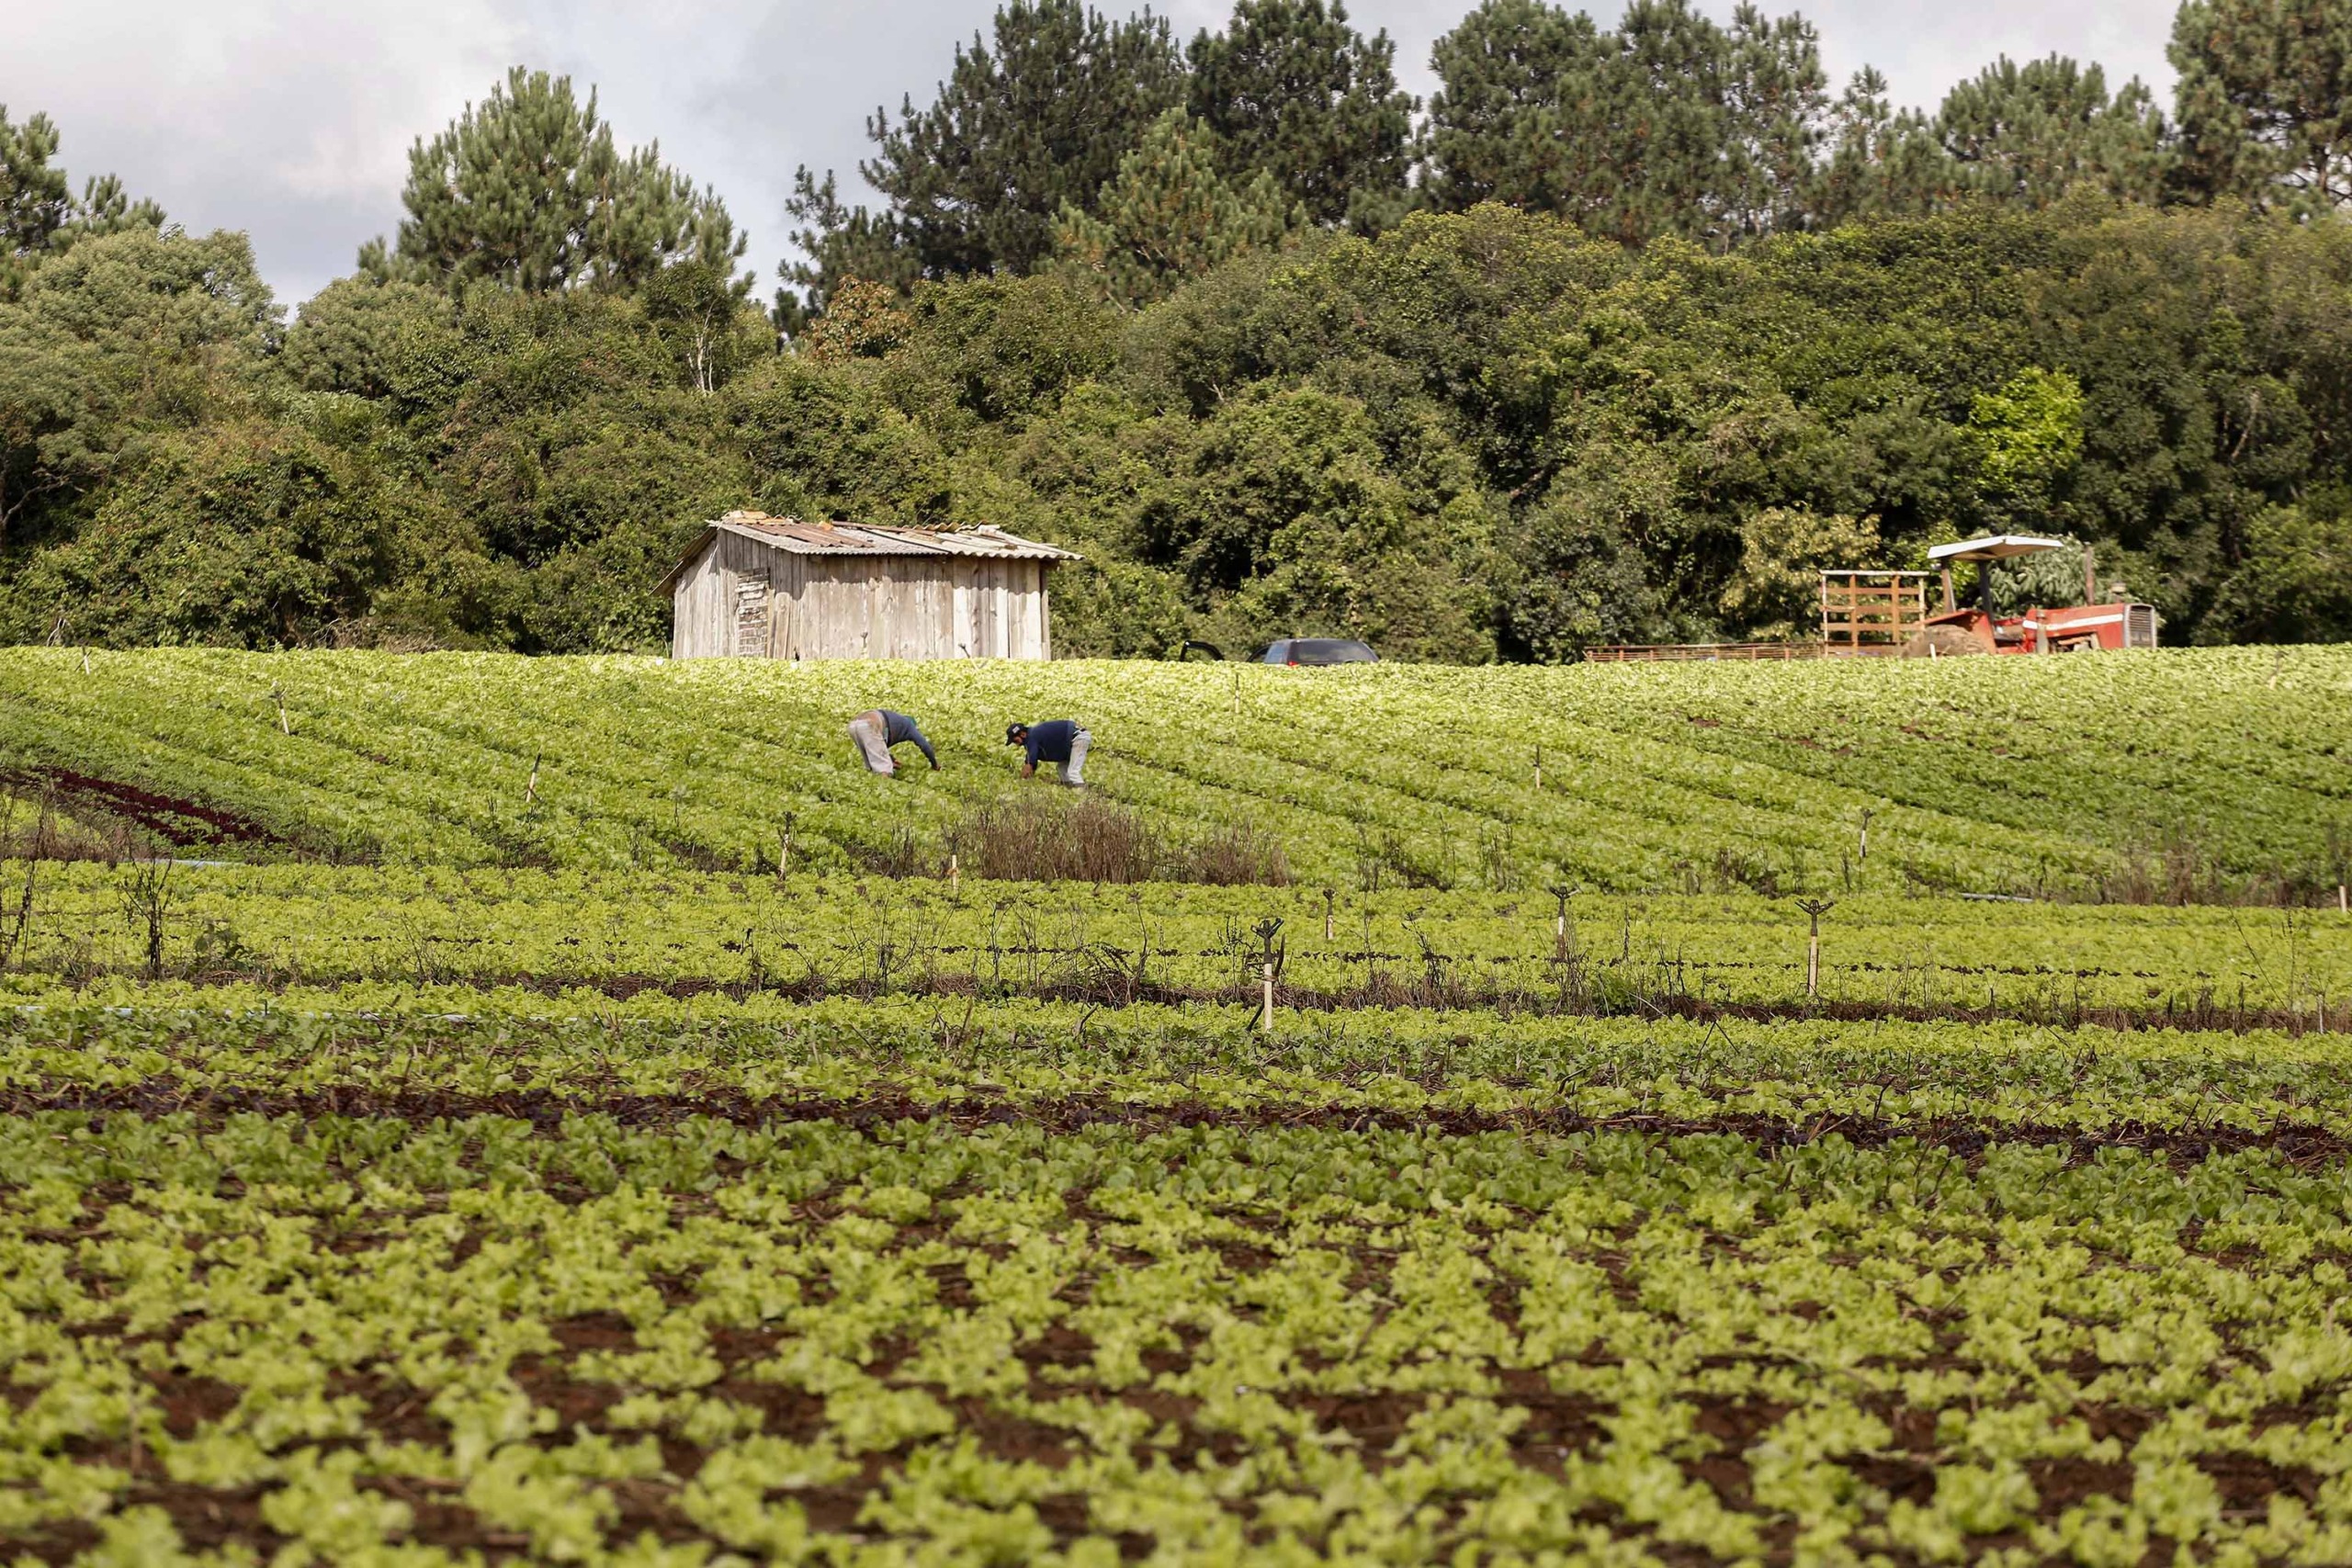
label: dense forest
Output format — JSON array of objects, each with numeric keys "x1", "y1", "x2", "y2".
[{"x1": 4, "y1": 0, "x2": 2351, "y2": 659}]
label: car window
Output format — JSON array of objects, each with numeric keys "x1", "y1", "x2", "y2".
[{"x1": 1291, "y1": 638, "x2": 1377, "y2": 663}]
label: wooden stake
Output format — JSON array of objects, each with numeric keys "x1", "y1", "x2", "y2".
[
  {"x1": 1532, "y1": 745, "x2": 1544, "y2": 791},
  {"x1": 776, "y1": 813, "x2": 795, "y2": 886},
  {"x1": 273, "y1": 687, "x2": 291, "y2": 736},
  {"x1": 1857, "y1": 808, "x2": 1873, "y2": 864},
  {"x1": 1322, "y1": 888, "x2": 1334, "y2": 942},
  {"x1": 1262, "y1": 960, "x2": 1275, "y2": 1033},
  {"x1": 524, "y1": 751, "x2": 540, "y2": 808},
  {"x1": 78, "y1": 649, "x2": 89, "y2": 675},
  {"x1": 2340, "y1": 884, "x2": 2347, "y2": 915},
  {"x1": 948, "y1": 853, "x2": 960, "y2": 890}
]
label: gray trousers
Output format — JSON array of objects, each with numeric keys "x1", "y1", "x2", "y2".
[
  {"x1": 847, "y1": 715, "x2": 895, "y2": 775},
  {"x1": 1057, "y1": 728, "x2": 1091, "y2": 785}
]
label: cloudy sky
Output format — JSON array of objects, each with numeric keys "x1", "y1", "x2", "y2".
[{"x1": 6, "y1": 0, "x2": 2184, "y2": 310}]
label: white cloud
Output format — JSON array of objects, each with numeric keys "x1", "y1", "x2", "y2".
[{"x1": 1, "y1": 0, "x2": 2186, "y2": 310}]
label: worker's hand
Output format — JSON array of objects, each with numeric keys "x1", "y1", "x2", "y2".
[{"x1": 1019, "y1": 762, "x2": 1035, "y2": 780}]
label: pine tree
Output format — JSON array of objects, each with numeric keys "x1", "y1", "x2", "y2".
[
  {"x1": 1711, "y1": 3, "x2": 1837, "y2": 241},
  {"x1": 786, "y1": 0, "x2": 1185, "y2": 309},
  {"x1": 0, "y1": 108, "x2": 73, "y2": 265},
  {"x1": 1420, "y1": 0, "x2": 1610, "y2": 215},
  {"x1": 1935, "y1": 55, "x2": 2170, "y2": 207},
  {"x1": 1184, "y1": 0, "x2": 1416, "y2": 231},
  {"x1": 1053, "y1": 109, "x2": 1298, "y2": 307},
  {"x1": 2170, "y1": 0, "x2": 2352, "y2": 213},
  {"x1": 1810, "y1": 69, "x2": 1951, "y2": 225},
  {"x1": 3, "y1": 106, "x2": 164, "y2": 298},
  {"x1": 1422, "y1": 0, "x2": 1834, "y2": 249},
  {"x1": 364, "y1": 68, "x2": 747, "y2": 295}
]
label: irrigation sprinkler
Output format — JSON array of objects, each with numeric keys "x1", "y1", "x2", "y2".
[
  {"x1": 775, "y1": 812, "x2": 796, "y2": 887},
  {"x1": 525, "y1": 751, "x2": 541, "y2": 810},
  {"x1": 1253, "y1": 918, "x2": 1285, "y2": 1034},
  {"x1": 1857, "y1": 807, "x2": 1874, "y2": 864},
  {"x1": 1548, "y1": 885, "x2": 1579, "y2": 951},
  {"x1": 1322, "y1": 888, "x2": 1335, "y2": 942},
  {"x1": 271, "y1": 684, "x2": 292, "y2": 736},
  {"x1": 1795, "y1": 897, "x2": 1837, "y2": 998}
]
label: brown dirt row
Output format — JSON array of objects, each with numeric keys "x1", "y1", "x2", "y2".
[
  {"x1": 157, "y1": 963, "x2": 2350, "y2": 1038},
  {"x1": 3, "y1": 766, "x2": 289, "y2": 850}
]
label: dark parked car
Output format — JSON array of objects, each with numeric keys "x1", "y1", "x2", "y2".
[{"x1": 1258, "y1": 637, "x2": 1379, "y2": 666}]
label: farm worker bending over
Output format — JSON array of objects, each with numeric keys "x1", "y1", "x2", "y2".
[
  {"x1": 847, "y1": 710, "x2": 939, "y2": 776},
  {"x1": 1006, "y1": 720, "x2": 1089, "y2": 786}
]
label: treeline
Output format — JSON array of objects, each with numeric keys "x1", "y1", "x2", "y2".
[
  {"x1": 2, "y1": 0, "x2": 2351, "y2": 659},
  {"x1": 780, "y1": 0, "x2": 2351, "y2": 311}
]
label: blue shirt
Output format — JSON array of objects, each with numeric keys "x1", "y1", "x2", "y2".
[
  {"x1": 1023, "y1": 719, "x2": 1078, "y2": 765},
  {"x1": 877, "y1": 711, "x2": 937, "y2": 767}
]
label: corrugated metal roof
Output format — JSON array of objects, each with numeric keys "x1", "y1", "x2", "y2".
[
  {"x1": 657, "y1": 512, "x2": 1079, "y2": 595},
  {"x1": 712, "y1": 511, "x2": 1078, "y2": 560}
]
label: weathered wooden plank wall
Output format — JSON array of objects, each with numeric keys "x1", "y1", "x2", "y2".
[{"x1": 673, "y1": 537, "x2": 1055, "y2": 660}]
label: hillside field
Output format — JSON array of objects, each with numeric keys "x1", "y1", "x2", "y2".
[
  {"x1": 4, "y1": 646, "x2": 2352, "y2": 1565},
  {"x1": 4, "y1": 645, "x2": 2349, "y2": 897}
]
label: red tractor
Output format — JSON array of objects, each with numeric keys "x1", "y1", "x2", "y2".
[{"x1": 1916, "y1": 536, "x2": 2159, "y2": 655}]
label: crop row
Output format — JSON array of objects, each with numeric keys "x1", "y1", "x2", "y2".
[
  {"x1": 10, "y1": 996, "x2": 2352, "y2": 1138},
  {"x1": 4, "y1": 1085, "x2": 2349, "y2": 1564},
  {"x1": 5, "y1": 647, "x2": 2349, "y2": 895},
  {"x1": 7, "y1": 860, "x2": 2348, "y2": 1019}
]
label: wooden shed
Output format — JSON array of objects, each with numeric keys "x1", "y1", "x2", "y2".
[{"x1": 661, "y1": 512, "x2": 1079, "y2": 661}]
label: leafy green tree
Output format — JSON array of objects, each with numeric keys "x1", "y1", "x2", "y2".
[
  {"x1": 0, "y1": 228, "x2": 276, "y2": 549},
  {"x1": 2170, "y1": 0, "x2": 2352, "y2": 212},
  {"x1": 727, "y1": 355, "x2": 952, "y2": 526},
  {"x1": 1967, "y1": 365, "x2": 2085, "y2": 531},
  {"x1": 279, "y1": 278, "x2": 452, "y2": 400},
  {"x1": 2208, "y1": 498, "x2": 2352, "y2": 639},
  {"x1": 786, "y1": 0, "x2": 1185, "y2": 306},
  {"x1": 6, "y1": 417, "x2": 402, "y2": 647},
  {"x1": 1136, "y1": 385, "x2": 1489, "y2": 659},
  {"x1": 363, "y1": 67, "x2": 747, "y2": 295},
  {"x1": 1047, "y1": 557, "x2": 1195, "y2": 655},
  {"x1": 1184, "y1": 0, "x2": 1415, "y2": 230},
  {"x1": 800, "y1": 278, "x2": 914, "y2": 366},
  {"x1": 775, "y1": 174, "x2": 922, "y2": 319},
  {"x1": 888, "y1": 273, "x2": 1121, "y2": 427},
  {"x1": 1494, "y1": 480, "x2": 1668, "y2": 659},
  {"x1": 1053, "y1": 110, "x2": 1299, "y2": 307},
  {"x1": 3, "y1": 105, "x2": 164, "y2": 298},
  {"x1": 643, "y1": 260, "x2": 774, "y2": 394},
  {"x1": 1935, "y1": 55, "x2": 2171, "y2": 207},
  {"x1": 1719, "y1": 506, "x2": 1881, "y2": 636}
]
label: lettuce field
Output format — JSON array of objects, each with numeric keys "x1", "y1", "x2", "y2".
[
  {"x1": 4, "y1": 648, "x2": 2352, "y2": 1564},
  {"x1": 5, "y1": 646, "x2": 2350, "y2": 895}
]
